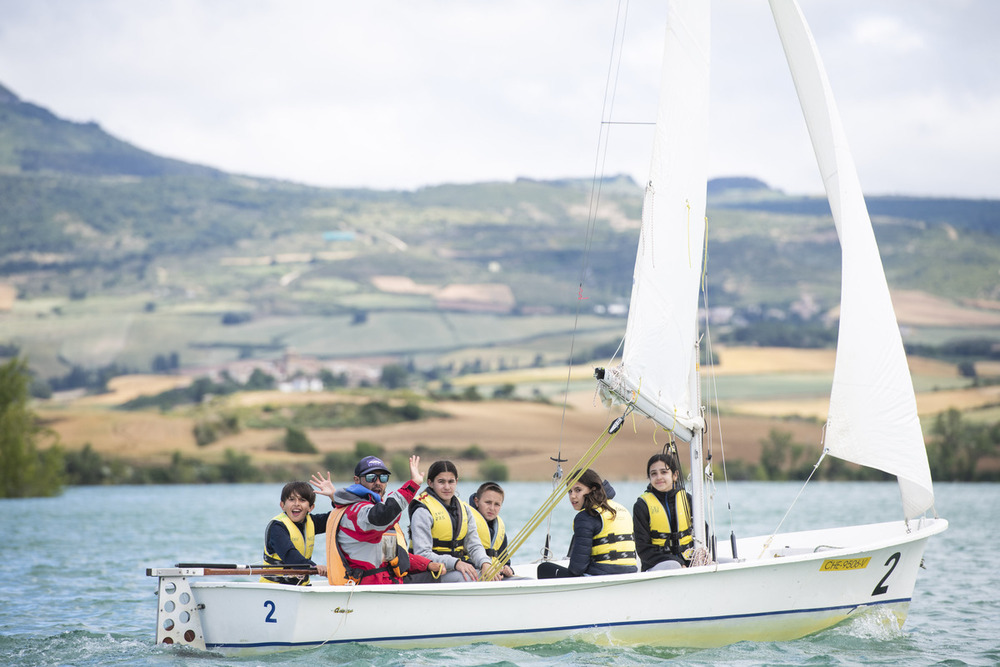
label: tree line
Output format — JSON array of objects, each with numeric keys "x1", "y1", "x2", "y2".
[{"x1": 3, "y1": 353, "x2": 997, "y2": 498}]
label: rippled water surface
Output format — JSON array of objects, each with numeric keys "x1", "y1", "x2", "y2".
[{"x1": 1, "y1": 481, "x2": 997, "y2": 666}]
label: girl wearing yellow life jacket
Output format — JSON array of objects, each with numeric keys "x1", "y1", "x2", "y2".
[
  {"x1": 537, "y1": 468, "x2": 638, "y2": 579},
  {"x1": 407, "y1": 460, "x2": 496, "y2": 583},
  {"x1": 632, "y1": 453, "x2": 694, "y2": 571}
]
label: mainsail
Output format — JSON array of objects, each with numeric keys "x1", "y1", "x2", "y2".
[
  {"x1": 598, "y1": 0, "x2": 710, "y2": 442},
  {"x1": 769, "y1": 0, "x2": 934, "y2": 519}
]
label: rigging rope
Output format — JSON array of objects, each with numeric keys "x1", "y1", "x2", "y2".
[
  {"x1": 757, "y1": 446, "x2": 829, "y2": 559},
  {"x1": 482, "y1": 413, "x2": 627, "y2": 581},
  {"x1": 541, "y1": 0, "x2": 634, "y2": 558},
  {"x1": 697, "y1": 213, "x2": 738, "y2": 556}
]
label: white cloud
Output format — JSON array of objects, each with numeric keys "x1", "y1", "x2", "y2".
[
  {"x1": 852, "y1": 16, "x2": 925, "y2": 53},
  {"x1": 0, "y1": 0, "x2": 997, "y2": 198}
]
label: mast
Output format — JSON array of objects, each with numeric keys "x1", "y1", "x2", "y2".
[
  {"x1": 594, "y1": 0, "x2": 710, "y2": 446},
  {"x1": 688, "y1": 339, "x2": 706, "y2": 552}
]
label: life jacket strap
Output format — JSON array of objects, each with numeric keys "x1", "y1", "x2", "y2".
[
  {"x1": 592, "y1": 533, "x2": 635, "y2": 546},
  {"x1": 431, "y1": 539, "x2": 470, "y2": 561},
  {"x1": 592, "y1": 550, "x2": 637, "y2": 563}
]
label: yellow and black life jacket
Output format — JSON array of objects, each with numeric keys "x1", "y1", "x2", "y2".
[
  {"x1": 472, "y1": 508, "x2": 506, "y2": 563},
  {"x1": 326, "y1": 508, "x2": 410, "y2": 585},
  {"x1": 412, "y1": 491, "x2": 471, "y2": 561},
  {"x1": 261, "y1": 512, "x2": 315, "y2": 585},
  {"x1": 590, "y1": 500, "x2": 637, "y2": 567},
  {"x1": 640, "y1": 490, "x2": 693, "y2": 561}
]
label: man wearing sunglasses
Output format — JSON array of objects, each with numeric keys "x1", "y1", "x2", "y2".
[{"x1": 327, "y1": 454, "x2": 443, "y2": 584}]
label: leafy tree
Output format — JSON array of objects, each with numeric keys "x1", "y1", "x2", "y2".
[
  {"x1": 926, "y1": 409, "x2": 998, "y2": 481},
  {"x1": 218, "y1": 449, "x2": 260, "y2": 483},
  {"x1": 284, "y1": 427, "x2": 317, "y2": 454},
  {"x1": 152, "y1": 352, "x2": 181, "y2": 373},
  {"x1": 319, "y1": 368, "x2": 348, "y2": 389},
  {"x1": 478, "y1": 459, "x2": 509, "y2": 482},
  {"x1": 493, "y1": 383, "x2": 516, "y2": 399},
  {"x1": 758, "y1": 429, "x2": 792, "y2": 480},
  {"x1": 354, "y1": 441, "x2": 385, "y2": 458},
  {"x1": 957, "y1": 361, "x2": 977, "y2": 378},
  {"x1": 380, "y1": 363, "x2": 409, "y2": 389},
  {"x1": 0, "y1": 357, "x2": 64, "y2": 497},
  {"x1": 757, "y1": 429, "x2": 811, "y2": 480},
  {"x1": 461, "y1": 444, "x2": 488, "y2": 460},
  {"x1": 63, "y1": 443, "x2": 110, "y2": 485},
  {"x1": 245, "y1": 368, "x2": 276, "y2": 391},
  {"x1": 322, "y1": 451, "x2": 355, "y2": 476}
]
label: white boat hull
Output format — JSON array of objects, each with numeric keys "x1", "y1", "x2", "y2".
[{"x1": 152, "y1": 518, "x2": 946, "y2": 654}]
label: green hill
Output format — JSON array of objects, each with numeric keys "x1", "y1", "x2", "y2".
[
  {"x1": 0, "y1": 82, "x2": 219, "y2": 179},
  {"x1": 1, "y1": 79, "x2": 999, "y2": 382}
]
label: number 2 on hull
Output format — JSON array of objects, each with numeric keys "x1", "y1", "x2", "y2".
[{"x1": 872, "y1": 552, "x2": 901, "y2": 596}]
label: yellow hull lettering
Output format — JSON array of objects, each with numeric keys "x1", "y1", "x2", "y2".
[{"x1": 820, "y1": 557, "x2": 872, "y2": 571}]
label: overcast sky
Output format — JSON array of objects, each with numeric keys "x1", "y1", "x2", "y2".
[{"x1": 1, "y1": 0, "x2": 997, "y2": 199}]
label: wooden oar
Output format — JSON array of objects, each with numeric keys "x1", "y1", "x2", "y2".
[
  {"x1": 147, "y1": 563, "x2": 319, "y2": 577},
  {"x1": 198, "y1": 567, "x2": 320, "y2": 576},
  {"x1": 174, "y1": 562, "x2": 314, "y2": 569}
]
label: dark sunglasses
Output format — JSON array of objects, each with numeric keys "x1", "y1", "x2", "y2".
[{"x1": 363, "y1": 473, "x2": 390, "y2": 483}]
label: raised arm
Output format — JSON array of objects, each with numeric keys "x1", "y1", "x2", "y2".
[
  {"x1": 309, "y1": 471, "x2": 336, "y2": 501},
  {"x1": 408, "y1": 455, "x2": 424, "y2": 486}
]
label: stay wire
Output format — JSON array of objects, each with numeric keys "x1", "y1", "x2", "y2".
[
  {"x1": 545, "y1": 0, "x2": 632, "y2": 556},
  {"x1": 483, "y1": 414, "x2": 627, "y2": 581},
  {"x1": 697, "y1": 216, "x2": 737, "y2": 551},
  {"x1": 758, "y1": 446, "x2": 829, "y2": 559}
]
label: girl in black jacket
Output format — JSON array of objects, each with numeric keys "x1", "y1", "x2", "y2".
[{"x1": 632, "y1": 453, "x2": 694, "y2": 571}]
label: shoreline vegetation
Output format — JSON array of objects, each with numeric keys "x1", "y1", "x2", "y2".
[
  {"x1": 4, "y1": 84, "x2": 999, "y2": 497},
  {"x1": 3, "y1": 347, "x2": 1000, "y2": 498}
]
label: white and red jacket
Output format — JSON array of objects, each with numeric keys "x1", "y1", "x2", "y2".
[{"x1": 330, "y1": 480, "x2": 433, "y2": 584}]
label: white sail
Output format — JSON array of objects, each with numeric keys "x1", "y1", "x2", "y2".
[
  {"x1": 599, "y1": 0, "x2": 710, "y2": 441},
  {"x1": 768, "y1": 0, "x2": 934, "y2": 519}
]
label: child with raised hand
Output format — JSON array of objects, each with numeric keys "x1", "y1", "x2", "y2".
[{"x1": 260, "y1": 472, "x2": 336, "y2": 585}]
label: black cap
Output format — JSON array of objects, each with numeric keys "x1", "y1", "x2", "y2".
[{"x1": 355, "y1": 455, "x2": 390, "y2": 477}]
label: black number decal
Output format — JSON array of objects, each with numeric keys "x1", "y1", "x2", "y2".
[
  {"x1": 871, "y1": 552, "x2": 901, "y2": 596},
  {"x1": 264, "y1": 600, "x2": 277, "y2": 623}
]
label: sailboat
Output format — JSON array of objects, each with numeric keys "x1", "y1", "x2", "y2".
[{"x1": 147, "y1": 0, "x2": 946, "y2": 654}]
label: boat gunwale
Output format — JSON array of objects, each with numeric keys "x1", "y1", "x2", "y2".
[{"x1": 182, "y1": 517, "x2": 947, "y2": 594}]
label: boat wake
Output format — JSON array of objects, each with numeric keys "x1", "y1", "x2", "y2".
[{"x1": 837, "y1": 606, "x2": 907, "y2": 641}]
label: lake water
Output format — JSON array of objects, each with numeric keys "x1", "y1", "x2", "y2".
[{"x1": 1, "y1": 480, "x2": 997, "y2": 666}]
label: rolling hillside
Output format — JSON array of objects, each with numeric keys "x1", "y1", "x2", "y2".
[{"x1": 2, "y1": 79, "x2": 1000, "y2": 384}]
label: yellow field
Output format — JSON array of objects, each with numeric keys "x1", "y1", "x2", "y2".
[
  {"x1": 891, "y1": 290, "x2": 1000, "y2": 327},
  {"x1": 976, "y1": 361, "x2": 1000, "y2": 378},
  {"x1": 33, "y1": 345, "x2": 988, "y2": 482},
  {"x1": 449, "y1": 346, "x2": 958, "y2": 383},
  {"x1": 0, "y1": 282, "x2": 15, "y2": 311},
  {"x1": 65, "y1": 374, "x2": 194, "y2": 407},
  {"x1": 726, "y1": 385, "x2": 1000, "y2": 422}
]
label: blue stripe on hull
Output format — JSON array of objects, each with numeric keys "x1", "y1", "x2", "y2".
[{"x1": 206, "y1": 596, "x2": 911, "y2": 650}]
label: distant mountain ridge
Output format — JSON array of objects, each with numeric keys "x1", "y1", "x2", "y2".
[
  {"x1": 0, "y1": 82, "x2": 220, "y2": 178},
  {"x1": 1, "y1": 79, "x2": 998, "y2": 300},
  {"x1": 2, "y1": 79, "x2": 1000, "y2": 379}
]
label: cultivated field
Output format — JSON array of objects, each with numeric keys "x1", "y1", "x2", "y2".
[{"x1": 35, "y1": 346, "x2": 992, "y2": 482}]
